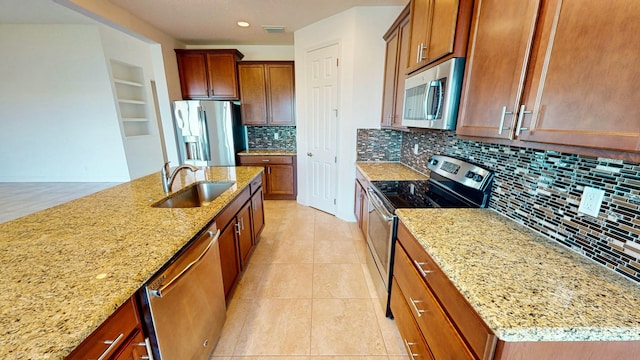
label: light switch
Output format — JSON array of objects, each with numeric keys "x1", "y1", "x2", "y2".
[
  {"x1": 274, "y1": 132, "x2": 279, "y2": 140},
  {"x1": 413, "y1": 144, "x2": 419, "y2": 155},
  {"x1": 578, "y1": 186, "x2": 605, "y2": 217}
]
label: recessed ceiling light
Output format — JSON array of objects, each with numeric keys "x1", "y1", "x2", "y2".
[{"x1": 237, "y1": 21, "x2": 250, "y2": 28}]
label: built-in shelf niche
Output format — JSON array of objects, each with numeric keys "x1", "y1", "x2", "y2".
[{"x1": 110, "y1": 60, "x2": 151, "y2": 137}]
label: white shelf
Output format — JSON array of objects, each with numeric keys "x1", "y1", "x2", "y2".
[
  {"x1": 117, "y1": 99, "x2": 146, "y2": 105},
  {"x1": 122, "y1": 117, "x2": 148, "y2": 122},
  {"x1": 114, "y1": 78, "x2": 144, "y2": 87}
]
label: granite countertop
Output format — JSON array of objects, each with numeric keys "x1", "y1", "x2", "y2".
[
  {"x1": 396, "y1": 208, "x2": 640, "y2": 343},
  {"x1": 355, "y1": 161, "x2": 428, "y2": 181},
  {"x1": 0, "y1": 166, "x2": 263, "y2": 359},
  {"x1": 237, "y1": 149, "x2": 297, "y2": 156}
]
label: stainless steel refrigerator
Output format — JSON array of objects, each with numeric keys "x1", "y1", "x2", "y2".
[{"x1": 172, "y1": 100, "x2": 247, "y2": 166}]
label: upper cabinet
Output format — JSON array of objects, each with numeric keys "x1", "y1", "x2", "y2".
[
  {"x1": 175, "y1": 49, "x2": 244, "y2": 100},
  {"x1": 457, "y1": 0, "x2": 640, "y2": 157},
  {"x1": 238, "y1": 61, "x2": 296, "y2": 126},
  {"x1": 381, "y1": 5, "x2": 410, "y2": 130},
  {"x1": 406, "y1": 0, "x2": 473, "y2": 74}
]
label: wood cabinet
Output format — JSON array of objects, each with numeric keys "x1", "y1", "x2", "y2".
[
  {"x1": 457, "y1": 0, "x2": 640, "y2": 159},
  {"x1": 214, "y1": 184, "x2": 262, "y2": 299},
  {"x1": 238, "y1": 155, "x2": 297, "y2": 200},
  {"x1": 250, "y1": 179, "x2": 265, "y2": 240},
  {"x1": 175, "y1": 49, "x2": 244, "y2": 100},
  {"x1": 390, "y1": 279, "x2": 434, "y2": 360},
  {"x1": 406, "y1": 0, "x2": 473, "y2": 74},
  {"x1": 393, "y1": 220, "x2": 496, "y2": 360},
  {"x1": 66, "y1": 297, "x2": 149, "y2": 360},
  {"x1": 381, "y1": 5, "x2": 410, "y2": 130},
  {"x1": 354, "y1": 168, "x2": 370, "y2": 237},
  {"x1": 238, "y1": 61, "x2": 295, "y2": 125}
]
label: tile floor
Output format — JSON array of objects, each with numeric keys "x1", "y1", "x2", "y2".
[{"x1": 211, "y1": 200, "x2": 409, "y2": 360}]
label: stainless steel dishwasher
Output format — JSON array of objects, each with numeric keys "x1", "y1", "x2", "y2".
[{"x1": 144, "y1": 225, "x2": 226, "y2": 360}]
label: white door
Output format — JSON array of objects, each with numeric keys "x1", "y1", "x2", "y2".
[{"x1": 306, "y1": 43, "x2": 339, "y2": 214}]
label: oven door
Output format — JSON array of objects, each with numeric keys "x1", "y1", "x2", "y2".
[{"x1": 365, "y1": 187, "x2": 396, "y2": 289}]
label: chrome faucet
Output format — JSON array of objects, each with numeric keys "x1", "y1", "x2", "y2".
[{"x1": 161, "y1": 162, "x2": 199, "y2": 194}]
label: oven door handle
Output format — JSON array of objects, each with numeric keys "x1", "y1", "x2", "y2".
[{"x1": 366, "y1": 187, "x2": 394, "y2": 221}]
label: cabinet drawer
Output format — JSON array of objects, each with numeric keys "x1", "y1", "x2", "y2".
[
  {"x1": 390, "y1": 279, "x2": 434, "y2": 360},
  {"x1": 394, "y1": 244, "x2": 474, "y2": 360},
  {"x1": 250, "y1": 174, "x2": 263, "y2": 194},
  {"x1": 214, "y1": 187, "x2": 251, "y2": 231},
  {"x1": 397, "y1": 221, "x2": 496, "y2": 360},
  {"x1": 238, "y1": 155, "x2": 293, "y2": 165},
  {"x1": 67, "y1": 297, "x2": 140, "y2": 360}
]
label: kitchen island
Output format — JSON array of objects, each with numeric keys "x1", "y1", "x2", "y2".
[{"x1": 0, "y1": 166, "x2": 263, "y2": 359}]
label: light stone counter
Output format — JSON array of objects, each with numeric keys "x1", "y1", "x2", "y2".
[
  {"x1": 237, "y1": 149, "x2": 297, "y2": 156},
  {"x1": 0, "y1": 166, "x2": 263, "y2": 359},
  {"x1": 396, "y1": 208, "x2": 640, "y2": 342},
  {"x1": 356, "y1": 162, "x2": 428, "y2": 181}
]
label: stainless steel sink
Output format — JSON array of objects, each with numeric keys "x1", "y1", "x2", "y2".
[{"x1": 152, "y1": 181, "x2": 236, "y2": 208}]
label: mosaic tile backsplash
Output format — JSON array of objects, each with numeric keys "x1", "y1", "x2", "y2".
[
  {"x1": 356, "y1": 129, "x2": 640, "y2": 283},
  {"x1": 402, "y1": 130, "x2": 640, "y2": 283},
  {"x1": 246, "y1": 126, "x2": 297, "y2": 150},
  {"x1": 356, "y1": 129, "x2": 402, "y2": 161}
]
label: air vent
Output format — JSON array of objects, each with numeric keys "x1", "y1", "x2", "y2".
[{"x1": 262, "y1": 25, "x2": 285, "y2": 33}]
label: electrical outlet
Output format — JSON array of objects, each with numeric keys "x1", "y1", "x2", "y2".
[
  {"x1": 413, "y1": 144, "x2": 419, "y2": 155},
  {"x1": 410, "y1": 183, "x2": 415, "y2": 195},
  {"x1": 274, "y1": 132, "x2": 279, "y2": 140},
  {"x1": 578, "y1": 186, "x2": 605, "y2": 217}
]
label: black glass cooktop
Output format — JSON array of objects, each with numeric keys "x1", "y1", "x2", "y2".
[{"x1": 370, "y1": 177, "x2": 483, "y2": 210}]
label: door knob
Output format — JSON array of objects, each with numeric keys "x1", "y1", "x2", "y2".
[{"x1": 307, "y1": 152, "x2": 313, "y2": 157}]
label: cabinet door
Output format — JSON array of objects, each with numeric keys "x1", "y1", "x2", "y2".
[
  {"x1": 176, "y1": 52, "x2": 209, "y2": 99},
  {"x1": 237, "y1": 201, "x2": 254, "y2": 267},
  {"x1": 392, "y1": 15, "x2": 411, "y2": 129},
  {"x1": 408, "y1": 0, "x2": 433, "y2": 70},
  {"x1": 390, "y1": 279, "x2": 435, "y2": 360},
  {"x1": 456, "y1": 0, "x2": 541, "y2": 139},
  {"x1": 219, "y1": 221, "x2": 240, "y2": 298},
  {"x1": 206, "y1": 53, "x2": 240, "y2": 99},
  {"x1": 251, "y1": 187, "x2": 265, "y2": 241},
  {"x1": 519, "y1": 0, "x2": 640, "y2": 152},
  {"x1": 239, "y1": 64, "x2": 268, "y2": 125},
  {"x1": 381, "y1": 26, "x2": 400, "y2": 127},
  {"x1": 266, "y1": 63, "x2": 296, "y2": 125},
  {"x1": 426, "y1": 0, "x2": 460, "y2": 62},
  {"x1": 114, "y1": 330, "x2": 148, "y2": 360},
  {"x1": 267, "y1": 164, "x2": 295, "y2": 197}
]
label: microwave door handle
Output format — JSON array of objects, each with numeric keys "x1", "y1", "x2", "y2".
[{"x1": 425, "y1": 80, "x2": 442, "y2": 120}]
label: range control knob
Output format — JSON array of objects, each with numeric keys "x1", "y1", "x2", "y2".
[
  {"x1": 428, "y1": 158, "x2": 439, "y2": 166},
  {"x1": 473, "y1": 174, "x2": 484, "y2": 182},
  {"x1": 465, "y1": 170, "x2": 475, "y2": 179}
]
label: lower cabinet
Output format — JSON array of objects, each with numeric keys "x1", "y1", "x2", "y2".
[
  {"x1": 66, "y1": 297, "x2": 150, "y2": 360},
  {"x1": 393, "y1": 220, "x2": 496, "y2": 360},
  {"x1": 238, "y1": 155, "x2": 297, "y2": 200},
  {"x1": 390, "y1": 279, "x2": 434, "y2": 360},
  {"x1": 215, "y1": 174, "x2": 265, "y2": 300},
  {"x1": 354, "y1": 168, "x2": 370, "y2": 237}
]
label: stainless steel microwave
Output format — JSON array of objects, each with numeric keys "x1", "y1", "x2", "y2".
[{"x1": 402, "y1": 57, "x2": 465, "y2": 130}]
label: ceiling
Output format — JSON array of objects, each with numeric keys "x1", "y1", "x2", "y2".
[{"x1": 1, "y1": 0, "x2": 408, "y2": 46}]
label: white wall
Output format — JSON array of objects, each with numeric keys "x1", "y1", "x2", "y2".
[
  {"x1": 99, "y1": 25, "x2": 165, "y2": 179},
  {"x1": 0, "y1": 24, "x2": 130, "y2": 182},
  {"x1": 187, "y1": 44, "x2": 294, "y2": 60},
  {"x1": 295, "y1": 6, "x2": 403, "y2": 221}
]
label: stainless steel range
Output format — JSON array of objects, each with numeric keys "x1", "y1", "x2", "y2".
[{"x1": 365, "y1": 155, "x2": 494, "y2": 317}]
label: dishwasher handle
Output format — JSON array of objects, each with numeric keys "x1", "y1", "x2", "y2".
[{"x1": 150, "y1": 229, "x2": 220, "y2": 298}]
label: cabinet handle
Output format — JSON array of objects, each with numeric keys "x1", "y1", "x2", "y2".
[
  {"x1": 240, "y1": 217, "x2": 245, "y2": 231},
  {"x1": 498, "y1": 106, "x2": 513, "y2": 135},
  {"x1": 516, "y1": 105, "x2": 532, "y2": 136},
  {"x1": 403, "y1": 339, "x2": 420, "y2": 360},
  {"x1": 409, "y1": 297, "x2": 427, "y2": 317},
  {"x1": 138, "y1": 337, "x2": 155, "y2": 360},
  {"x1": 262, "y1": 159, "x2": 270, "y2": 162},
  {"x1": 97, "y1": 333, "x2": 124, "y2": 360},
  {"x1": 235, "y1": 222, "x2": 241, "y2": 235},
  {"x1": 416, "y1": 44, "x2": 422, "y2": 63},
  {"x1": 413, "y1": 260, "x2": 433, "y2": 278},
  {"x1": 267, "y1": 166, "x2": 271, "y2": 174}
]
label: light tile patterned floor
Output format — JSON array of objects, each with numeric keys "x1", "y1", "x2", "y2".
[{"x1": 211, "y1": 200, "x2": 409, "y2": 360}]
